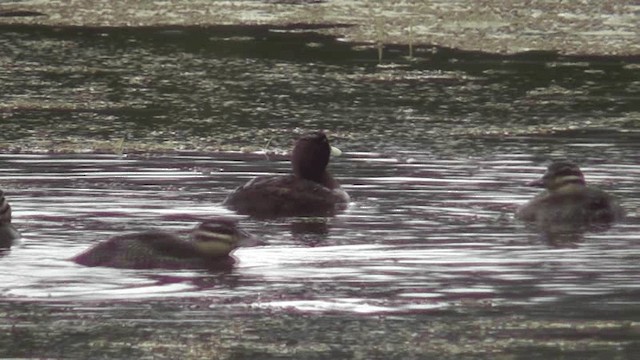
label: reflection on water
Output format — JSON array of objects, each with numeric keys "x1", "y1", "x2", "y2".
[{"x1": 1, "y1": 153, "x2": 638, "y2": 316}]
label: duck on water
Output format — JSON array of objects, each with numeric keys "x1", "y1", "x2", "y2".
[
  {"x1": 71, "y1": 218, "x2": 257, "y2": 270},
  {"x1": 224, "y1": 131, "x2": 349, "y2": 218},
  {"x1": 516, "y1": 161, "x2": 624, "y2": 236},
  {"x1": 0, "y1": 190, "x2": 20, "y2": 249}
]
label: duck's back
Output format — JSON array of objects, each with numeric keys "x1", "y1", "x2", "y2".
[
  {"x1": 516, "y1": 187, "x2": 624, "y2": 229},
  {"x1": 224, "y1": 174, "x2": 349, "y2": 218},
  {"x1": 72, "y1": 231, "x2": 234, "y2": 269},
  {"x1": 0, "y1": 224, "x2": 20, "y2": 249}
]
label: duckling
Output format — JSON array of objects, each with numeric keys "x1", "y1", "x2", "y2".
[
  {"x1": 0, "y1": 190, "x2": 20, "y2": 249},
  {"x1": 71, "y1": 218, "x2": 256, "y2": 270},
  {"x1": 516, "y1": 161, "x2": 624, "y2": 232},
  {"x1": 224, "y1": 131, "x2": 349, "y2": 218}
]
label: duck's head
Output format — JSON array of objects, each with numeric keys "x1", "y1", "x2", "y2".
[
  {"x1": 528, "y1": 161, "x2": 586, "y2": 191},
  {"x1": 291, "y1": 131, "x2": 341, "y2": 183},
  {"x1": 190, "y1": 218, "x2": 258, "y2": 257}
]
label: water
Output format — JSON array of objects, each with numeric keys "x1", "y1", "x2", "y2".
[
  {"x1": 1, "y1": 24, "x2": 640, "y2": 358},
  {"x1": 2, "y1": 152, "x2": 638, "y2": 306}
]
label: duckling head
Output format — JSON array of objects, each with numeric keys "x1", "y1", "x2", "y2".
[
  {"x1": 291, "y1": 131, "x2": 340, "y2": 183},
  {"x1": 528, "y1": 161, "x2": 586, "y2": 191},
  {"x1": 190, "y1": 218, "x2": 256, "y2": 257}
]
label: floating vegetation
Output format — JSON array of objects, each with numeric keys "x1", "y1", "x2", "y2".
[
  {"x1": 1, "y1": 301, "x2": 639, "y2": 359},
  {"x1": 0, "y1": 1, "x2": 637, "y2": 55}
]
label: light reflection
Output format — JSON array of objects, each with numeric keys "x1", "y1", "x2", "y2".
[{"x1": 0, "y1": 153, "x2": 638, "y2": 315}]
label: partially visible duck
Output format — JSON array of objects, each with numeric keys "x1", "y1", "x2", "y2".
[
  {"x1": 0, "y1": 190, "x2": 20, "y2": 249},
  {"x1": 516, "y1": 161, "x2": 624, "y2": 232},
  {"x1": 72, "y1": 218, "x2": 256, "y2": 270},
  {"x1": 224, "y1": 131, "x2": 349, "y2": 218}
]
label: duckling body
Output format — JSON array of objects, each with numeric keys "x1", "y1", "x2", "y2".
[
  {"x1": 0, "y1": 225, "x2": 20, "y2": 249},
  {"x1": 0, "y1": 190, "x2": 20, "y2": 249},
  {"x1": 72, "y1": 219, "x2": 251, "y2": 270},
  {"x1": 516, "y1": 161, "x2": 624, "y2": 231},
  {"x1": 224, "y1": 132, "x2": 349, "y2": 218}
]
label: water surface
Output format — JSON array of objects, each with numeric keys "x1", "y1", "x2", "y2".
[{"x1": 1, "y1": 24, "x2": 639, "y2": 358}]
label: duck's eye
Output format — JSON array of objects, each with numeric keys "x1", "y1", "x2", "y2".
[
  {"x1": 209, "y1": 227, "x2": 236, "y2": 235},
  {"x1": 199, "y1": 222, "x2": 237, "y2": 235}
]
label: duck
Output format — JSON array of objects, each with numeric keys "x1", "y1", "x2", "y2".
[
  {"x1": 71, "y1": 217, "x2": 256, "y2": 270},
  {"x1": 516, "y1": 161, "x2": 624, "y2": 233},
  {"x1": 0, "y1": 190, "x2": 21, "y2": 249},
  {"x1": 223, "y1": 131, "x2": 349, "y2": 218}
]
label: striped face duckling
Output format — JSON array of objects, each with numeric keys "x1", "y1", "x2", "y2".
[
  {"x1": 224, "y1": 131, "x2": 349, "y2": 218},
  {"x1": 516, "y1": 161, "x2": 624, "y2": 233},
  {"x1": 0, "y1": 190, "x2": 20, "y2": 249},
  {"x1": 72, "y1": 218, "x2": 256, "y2": 270}
]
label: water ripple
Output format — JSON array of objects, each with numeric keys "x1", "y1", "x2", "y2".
[{"x1": 1, "y1": 153, "x2": 638, "y2": 315}]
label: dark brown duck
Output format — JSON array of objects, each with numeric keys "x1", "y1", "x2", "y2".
[{"x1": 224, "y1": 131, "x2": 349, "y2": 218}]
